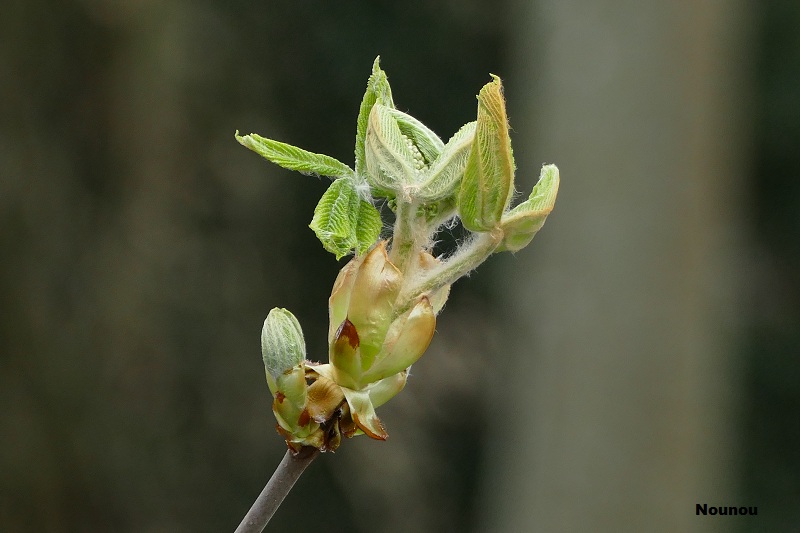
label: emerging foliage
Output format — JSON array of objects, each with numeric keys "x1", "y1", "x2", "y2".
[{"x1": 238, "y1": 57, "x2": 559, "y2": 453}]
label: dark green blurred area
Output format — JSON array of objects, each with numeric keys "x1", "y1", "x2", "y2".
[
  {"x1": 1, "y1": 1, "x2": 798, "y2": 532},
  {"x1": 742, "y1": 0, "x2": 800, "y2": 529}
]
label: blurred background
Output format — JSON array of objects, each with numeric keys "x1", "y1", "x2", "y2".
[{"x1": 1, "y1": 1, "x2": 798, "y2": 531}]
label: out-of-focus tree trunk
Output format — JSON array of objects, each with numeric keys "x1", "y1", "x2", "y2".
[{"x1": 480, "y1": 1, "x2": 752, "y2": 531}]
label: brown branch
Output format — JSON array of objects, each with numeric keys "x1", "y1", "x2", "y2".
[{"x1": 234, "y1": 446, "x2": 319, "y2": 533}]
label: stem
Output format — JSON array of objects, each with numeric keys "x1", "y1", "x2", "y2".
[
  {"x1": 388, "y1": 198, "x2": 416, "y2": 271},
  {"x1": 396, "y1": 227, "x2": 503, "y2": 312},
  {"x1": 234, "y1": 446, "x2": 319, "y2": 533}
]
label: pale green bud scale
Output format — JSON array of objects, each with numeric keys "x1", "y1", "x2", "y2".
[
  {"x1": 341, "y1": 387, "x2": 388, "y2": 440},
  {"x1": 366, "y1": 371, "x2": 408, "y2": 408},
  {"x1": 344, "y1": 243, "x2": 403, "y2": 365},
  {"x1": 360, "y1": 296, "x2": 435, "y2": 385}
]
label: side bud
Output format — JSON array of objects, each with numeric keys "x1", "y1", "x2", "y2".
[{"x1": 261, "y1": 308, "x2": 309, "y2": 437}]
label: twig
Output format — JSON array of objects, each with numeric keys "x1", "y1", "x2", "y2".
[{"x1": 234, "y1": 446, "x2": 320, "y2": 532}]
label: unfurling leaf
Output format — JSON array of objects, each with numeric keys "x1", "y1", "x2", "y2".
[
  {"x1": 236, "y1": 132, "x2": 353, "y2": 179},
  {"x1": 355, "y1": 198, "x2": 382, "y2": 255},
  {"x1": 498, "y1": 164, "x2": 560, "y2": 252},
  {"x1": 365, "y1": 103, "x2": 419, "y2": 194},
  {"x1": 355, "y1": 56, "x2": 395, "y2": 177},
  {"x1": 309, "y1": 178, "x2": 381, "y2": 260},
  {"x1": 310, "y1": 178, "x2": 359, "y2": 259},
  {"x1": 458, "y1": 76, "x2": 515, "y2": 232},
  {"x1": 386, "y1": 107, "x2": 444, "y2": 166},
  {"x1": 417, "y1": 121, "x2": 476, "y2": 202}
]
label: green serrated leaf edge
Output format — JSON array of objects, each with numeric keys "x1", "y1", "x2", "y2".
[{"x1": 236, "y1": 132, "x2": 353, "y2": 179}]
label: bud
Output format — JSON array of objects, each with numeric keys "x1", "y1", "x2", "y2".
[
  {"x1": 497, "y1": 164, "x2": 560, "y2": 252},
  {"x1": 458, "y1": 75, "x2": 515, "y2": 232},
  {"x1": 327, "y1": 242, "x2": 440, "y2": 387},
  {"x1": 261, "y1": 308, "x2": 314, "y2": 448}
]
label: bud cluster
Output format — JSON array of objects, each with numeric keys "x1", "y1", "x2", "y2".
[{"x1": 239, "y1": 57, "x2": 559, "y2": 453}]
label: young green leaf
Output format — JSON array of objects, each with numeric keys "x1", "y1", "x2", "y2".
[
  {"x1": 416, "y1": 121, "x2": 476, "y2": 202},
  {"x1": 355, "y1": 198, "x2": 382, "y2": 255},
  {"x1": 309, "y1": 177, "x2": 381, "y2": 259},
  {"x1": 497, "y1": 164, "x2": 560, "y2": 252},
  {"x1": 355, "y1": 57, "x2": 395, "y2": 177},
  {"x1": 364, "y1": 104, "x2": 419, "y2": 194},
  {"x1": 236, "y1": 132, "x2": 353, "y2": 179},
  {"x1": 309, "y1": 178, "x2": 360, "y2": 259},
  {"x1": 458, "y1": 76, "x2": 515, "y2": 232},
  {"x1": 386, "y1": 108, "x2": 444, "y2": 165}
]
